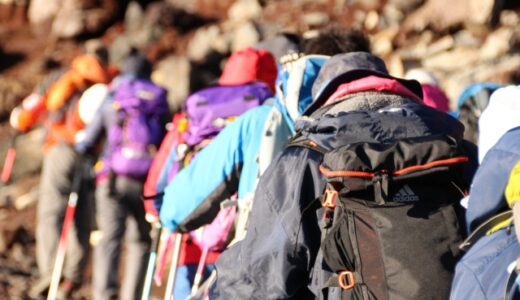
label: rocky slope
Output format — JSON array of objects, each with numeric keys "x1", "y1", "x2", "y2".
[{"x1": 0, "y1": 0, "x2": 519, "y2": 299}]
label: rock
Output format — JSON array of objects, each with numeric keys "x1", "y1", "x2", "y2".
[
  {"x1": 382, "y1": 4, "x2": 405, "y2": 27},
  {"x1": 364, "y1": 10, "x2": 379, "y2": 31},
  {"x1": 479, "y1": 27, "x2": 515, "y2": 60},
  {"x1": 228, "y1": 0, "x2": 263, "y2": 24},
  {"x1": 425, "y1": 35, "x2": 455, "y2": 56},
  {"x1": 152, "y1": 55, "x2": 191, "y2": 113},
  {"x1": 187, "y1": 25, "x2": 224, "y2": 62},
  {"x1": 50, "y1": 0, "x2": 84, "y2": 38},
  {"x1": 27, "y1": 0, "x2": 60, "y2": 25},
  {"x1": 371, "y1": 26, "x2": 399, "y2": 57},
  {"x1": 124, "y1": 1, "x2": 145, "y2": 33},
  {"x1": 453, "y1": 30, "x2": 483, "y2": 48},
  {"x1": 500, "y1": 10, "x2": 520, "y2": 27},
  {"x1": 401, "y1": 0, "x2": 500, "y2": 34},
  {"x1": 357, "y1": 0, "x2": 380, "y2": 10},
  {"x1": 443, "y1": 54, "x2": 520, "y2": 102},
  {"x1": 0, "y1": 76, "x2": 27, "y2": 120},
  {"x1": 302, "y1": 12, "x2": 330, "y2": 28},
  {"x1": 231, "y1": 21, "x2": 262, "y2": 51},
  {"x1": 423, "y1": 47, "x2": 481, "y2": 72},
  {"x1": 387, "y1": 0, "x2": 425, "y2": 13}
]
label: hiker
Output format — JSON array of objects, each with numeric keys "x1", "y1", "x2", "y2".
[
  {"x1": 158, "y1": 28, "x2": 372, "y2": 243},
  {"x1": 451, "y1": 86, "x2": 520, "y2": 298},
  {"x1": 453, "y1": 82, "x2": 502, "y2": 145},
  {"x1": 207, "y1": 52, "x2": 478, "y2": 299},
  {"x1": 143, "y1": 47, "x2": 276, "y2": 300},
  {"x1": 74, "y1": 50, "x2": 169, "y2": 300},
  {"x1": 405, "y1": 68, "x2": 450, "y2": 112},
  {"x1": 475, "y1": 85, "x2": 520, "y2": 163},
  {"x1": 9, "y1": 45, "x2": 117, "y2": 299}
]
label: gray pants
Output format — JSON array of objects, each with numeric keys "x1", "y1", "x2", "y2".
[
  {"x1": 93, "y1": 176, "x2": 151, "y2": 300},
  {"x1": 36, "y1": 142, "x2": 93, "y2": 285}
]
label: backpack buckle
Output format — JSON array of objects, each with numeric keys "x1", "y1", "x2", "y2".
[
  {"x1": 323, "y1": 189, "x2": 337, "y2": 208},
  {"x1": 338, "y1": 271, "x2": 355, "y2": 289}
]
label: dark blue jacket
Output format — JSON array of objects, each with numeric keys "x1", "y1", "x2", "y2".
[
  {"x1": 451, "y1": 127, "x2": 520, "y2": 300},
  {"x1": 212, "y1": 96, "x2": 475, "y2": 299}
]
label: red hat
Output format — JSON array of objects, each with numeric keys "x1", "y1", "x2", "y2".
[{"x1": 219, "y1": 47, "x2": 277, "y2": 92}]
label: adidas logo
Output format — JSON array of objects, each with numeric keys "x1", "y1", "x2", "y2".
[{"x1": 392, "y1": 185, "x2": 420, "y2": 202}]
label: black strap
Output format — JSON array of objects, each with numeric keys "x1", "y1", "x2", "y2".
[
  {"x1": 460, "y1": 210, "x2": 513, "y2": 252},
  {"x1": 141, "y1": 192, "x2": 165, "y2": 201}
]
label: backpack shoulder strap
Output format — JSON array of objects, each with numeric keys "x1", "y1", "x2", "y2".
[{"x1": 459, "y1": 210, "x2": 513, "y2": 252}]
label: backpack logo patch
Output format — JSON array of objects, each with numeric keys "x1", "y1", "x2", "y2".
[{"x1": 392, "y1": 185, "x2": 419, "y2": 202}]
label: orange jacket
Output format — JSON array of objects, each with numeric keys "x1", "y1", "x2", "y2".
[{"x1": 12, "y1": 54, "x2": 118, "y2": 152}]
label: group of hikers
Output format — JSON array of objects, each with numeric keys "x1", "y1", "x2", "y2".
[{"x1": 7, "y1": 27, "x2": 520, "y2": 300}]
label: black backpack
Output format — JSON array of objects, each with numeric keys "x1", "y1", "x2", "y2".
[{"x1": 293, "y1": 133, "x2": 471, "y2": 299}]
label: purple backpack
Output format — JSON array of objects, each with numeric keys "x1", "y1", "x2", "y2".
[
  {"x1": 183, "y1": 82, "x2": 271, "y2": 146},
  {"x1": 108, "y1": 79, "x2": 169, "y2": 180}
]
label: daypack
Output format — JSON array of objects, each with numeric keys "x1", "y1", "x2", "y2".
[
  {"x1": 143, "y1": 82, "x2": 271, "y2": 266},
  {"x1": 144, "y1": 82, "x2": 272, "y2": 202},
  {"x1": 107, "y1": 79, "x2": 169, "y2": 180},
  {"x1": 292, "y1": 133, "x2": 471, "y2": 299}
]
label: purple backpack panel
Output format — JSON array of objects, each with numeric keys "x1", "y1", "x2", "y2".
[
  {"x1": 183, "y1": 82, "x2": 271, "y2": 146},
  {"x1": 108, "y1": 79, "x2": 169, "y2": 180}
]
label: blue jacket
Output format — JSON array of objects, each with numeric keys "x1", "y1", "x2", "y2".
[
  {"x1": 211, "y1": 94, "x2": 475, "y2": 299},
  {"x1": 159, "y1": 55, "x2": 328, "y2": 232},
  {"x1": 451, "y1": 127, "x2": 520, "y2": 300}
]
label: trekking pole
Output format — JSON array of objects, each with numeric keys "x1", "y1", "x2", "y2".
[
  {"x1": 188, "y1": 270, "x2": 217, "y2": 300},
  {"x1": 190, "y1": 243, "x2": 209, "y2": 297},
  {"x1": 141, "y1": 222, "x2": 163, "y2": 300},
  {"x1": 1, "y1": 133, "x2": 18, "y2": 184},
  {"x1": 154, "y1": 232, "x2": 174, "y2": 286},
  {"x1": 163, "y1": 232, "x2": 183, "y2": 300},
  {"x1": 47, "y1": 160, "x2": 85, "y2": 300}
]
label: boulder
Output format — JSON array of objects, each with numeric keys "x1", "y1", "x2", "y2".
[
  {"x1": 152, "y1": 55, "x2": 191, "y2": 113},
  {"x1": 401, "y1": 0, "x2": 500, "y2": 34}
]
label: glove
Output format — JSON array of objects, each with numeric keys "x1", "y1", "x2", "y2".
[
  {"x1": 505, "y1": 161, "x2": 520, "y2": 208},
  {"x1": 144, "y1": 199, "x2": 159, "y2": 223}
]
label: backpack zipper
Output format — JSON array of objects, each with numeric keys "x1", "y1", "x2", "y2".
[{"x1": 319, "y1": 156, "x2": 469, "y2": 178}]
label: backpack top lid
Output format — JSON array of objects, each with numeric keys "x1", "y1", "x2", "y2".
[
  {"x1": 218, "y1": 47, "x2": 277, "y2": 93},
  {"x1": 113, "y1": 78, "x2": 168, "y2": 115},
  {"x1": 305, "y1": 52, "x2": 423, "y2": 115},
  {"x1": 182, "y1": 82, "x2": 272, "y2": 146}
]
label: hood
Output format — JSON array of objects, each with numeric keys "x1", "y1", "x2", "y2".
[
  {"x1": 466, "y1": 126, "x2": 520, "y2": 232},
  {"x1": 305, "y1": 52, "x2": 422, "y2": 115},
  {"x1": 456, "y1": 82, "x2": 502, "y2": 112},
  {"x1": 299, "y1": 100, "x2": 464, "y2": 151},
  {"x1": 274, "y1": 54, "x2": 329, "y2": 133},
  {"x1": 218, "y1": 47, "x2": 277, "y2": 92},
  {"x1": 478, "y1": 85, "x2": 520, "y2": 163},
  {"x1": 421, "y1": 84, "x2": 450, "y2": 113}
]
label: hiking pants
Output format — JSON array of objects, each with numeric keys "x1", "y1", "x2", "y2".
[
  {"x1": 36, "y1": 142, "x2": 94, "y2": 285},
  {"x1": 93, "y1": 176, "x2": 151, "y2": 300}
]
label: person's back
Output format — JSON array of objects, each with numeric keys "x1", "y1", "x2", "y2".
[
  {"x1": 211, "y1": 52, "x2": 478, "y2": 299},
  {"x1": 451, "y1": 125, "x2": 520, "y2": 300},
  {"x1": 75, "y1": 50, "x2": 170, "y2": 300}
]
